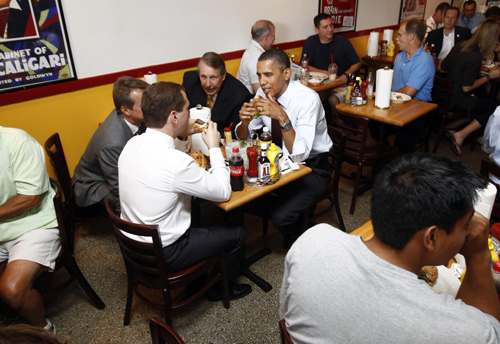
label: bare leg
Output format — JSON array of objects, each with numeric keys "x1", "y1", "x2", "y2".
[
  {"x1": 453, "y1": 120, "x2": 482, "y2": 155},
  {"x1": 0, "y1": 260, "x2": 47, "y2": 327}
]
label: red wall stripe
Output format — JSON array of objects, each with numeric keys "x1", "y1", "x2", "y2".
[{"x1": 0, "y1": 24, "x2": 399, "y2": 107}]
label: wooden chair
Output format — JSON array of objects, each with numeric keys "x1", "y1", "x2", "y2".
[
  {"x1": 279, "y1": 319, "x2": 294, "y2": 344},
  {"x1": 432, "y1": 76, "x2": 478, "y2": 153},
  {"x1": 104, "y1": 199, "x2": 230, "y2": 326},
  {"x1": 44, "y1": 133, "x2": 106, "y2": 219},
  {"x1": 357, "y1": 63, "x2": 369, "y2": 81},
  {"x1": 333, "y1": 108, "x2": 398, "y2": 214},
  {"x1": 41, "y1": 178, "x2": 105, "y2": 309},
  {"x1": 480, "y1": 158, "x2": 500, "y2": 221},
  {"x1": 149, "y1": 317, "x2": 186, "y2": 344}
]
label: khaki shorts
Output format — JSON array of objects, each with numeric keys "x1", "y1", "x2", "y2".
[
  {"x1": 0, "y1": 228, "x2": 61, "y2": 271},
  {"x1": 331, "y1": 87, "x2": 347, "y2": 103}
]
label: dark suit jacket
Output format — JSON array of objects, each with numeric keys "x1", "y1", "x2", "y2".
[
  {"x1": 426, "y1": 26, "x2": 472, "y2": 58},
  {"x1": 182, "y1": 71, "x2": 251, "y2": 137},
  {"x1": 72, "y1": 110, "x2": 133, "y2": 207}
]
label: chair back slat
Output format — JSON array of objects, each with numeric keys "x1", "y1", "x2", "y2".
[
  {"x1": 333, "y1": 110, "x2": 370, "y2": 158},
  {"x1": 44, "y1": 133, "x2": 72, "y2": 203},
  {"x1": 431, "y1": 76, "x2": 453, "y2": 112}
]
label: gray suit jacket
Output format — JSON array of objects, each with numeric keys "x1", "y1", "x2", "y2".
[{"x1": 73, "y1": 110, "x2": 133, "y2": 207}]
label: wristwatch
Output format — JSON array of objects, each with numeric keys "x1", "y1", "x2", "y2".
[{"x1": 281, "y1": 122, "x2": 292, "y2": 131}]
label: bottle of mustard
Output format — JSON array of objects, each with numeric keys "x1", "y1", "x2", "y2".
[
  {"x1": 267, "y1": 143, "x2": 280, "y2": 180},
  {"x1": 387, "y1": 40, "x2": 395, "y2": 57}
]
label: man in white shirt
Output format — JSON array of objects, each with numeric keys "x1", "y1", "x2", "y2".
[
  {"x1": 118, "y1": 82, "x2": 251, "y2": 301},
  {"x1": 427, "y1": 7, "x2": 472, "y2": 61},
  {"x1": 424, "y1": 2, "x2": 450, "y2": 41},
  {"x1": 237, "y1": 20, "x2": 276, "y2": 94},
  {"x1": 236, "y1": 48, "x2": 332, "y2": 249}
]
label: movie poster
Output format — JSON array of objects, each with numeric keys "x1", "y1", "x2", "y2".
[
  {"x1": 0, "y1": 0, "x2": 75, "y2": 93},
  {"x1": 399, "y1": 0, "x2": 427, "y2": 23},
  {"x1": 319, "y1": 0, "x2": 358, "y2": 33}
]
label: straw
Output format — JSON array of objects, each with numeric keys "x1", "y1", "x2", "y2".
[
  {"x1": 306, "y1": 58, "x2": 309, "y2": 69},
  {"x1": 229, "y1": 122, "x2": 234, "y2": 130},
  {"x1": 331, "y1": 54, "x2": 334, "y2": 67}
]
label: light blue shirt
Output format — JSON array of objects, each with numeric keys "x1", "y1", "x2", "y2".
[
  {"x1": 392, "y1": 45, "x2": 435, "y2": 102},
  {"x1": 458, "y1": 13, "x2": 484, "y2": 33}
]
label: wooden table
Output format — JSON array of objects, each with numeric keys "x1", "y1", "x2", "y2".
[
  {"x1": 362, "y1": 55, "x2": 395, "y2": 68},
  {"x1": 307, "y1": 79, "x2": 345, "y2": 93},
  {"x1": 213, "y1": 164, "x2": 312, "y2": 212},
  {"x1": 350, "y1": 220, "x2": 374, "y2": 240},
  {"x1": 336, "y1": 98, "x2": 437, "y2": 127}
]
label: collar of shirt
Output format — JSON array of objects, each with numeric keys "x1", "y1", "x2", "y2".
[
  {"x1": 143, "y1": 128, "x2": 176, "y2": 148},
  {"x1": 9, "y1": 0, "x2": 21, "y2": 10},
  {"x1": 251, "y1": 39, "x2": 266, "y2": 53},
  {"x1": 404, "y1": 44, "x2": 425, "y2": 62},
  {"x1": 273, "y1": 81, "x2": 294, "y2": 111},
  {"x1": 123, "y1": 117, "x2": 139, "y2": 135},
  {"x1": 208, "y1": 93, "x2": 218, "y2": 103},
  {"x1": 444, "y1": 28, "x2": 455, "y2": 37}
]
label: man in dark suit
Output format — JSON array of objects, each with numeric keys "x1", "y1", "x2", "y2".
[
  {"x1": 183, "y1": 52, "x2": 251, "y2": 137},
  {"x1": 427, "y1": 6, "x2": 472, "y2": 60},
  {"x1": 72, "y1": 76, "x2": 149, "y2": 210}
]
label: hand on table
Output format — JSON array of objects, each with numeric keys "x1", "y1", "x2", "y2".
[{"x1": 201, "y1": 121, "x2": 221, "y2": 149}]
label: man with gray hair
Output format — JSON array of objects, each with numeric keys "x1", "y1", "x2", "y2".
[
  {"x1": 237, "y1": 20, "x2": 276, "y2": 94},
  {"x1": 183, "y1": 52, "x2": 251, "y2": 137}
]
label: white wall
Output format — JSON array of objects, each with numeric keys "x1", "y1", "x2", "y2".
[{"x1": 61, "y1": 0, "x2": 402, "y2": 79}]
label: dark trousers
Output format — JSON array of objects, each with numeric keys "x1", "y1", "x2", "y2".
[
  {"x1": 245, "y1": 152, "x2": 331, "y2": 236},
  {"x1": 451, "y1": 96, "x2": 497, "y2": 128},
  {"x1": 162, "y1": 224, "x2": 246, "y2": 280}
]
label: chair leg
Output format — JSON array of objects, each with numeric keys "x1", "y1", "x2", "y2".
[
  {"x1": 432, "y1": 117, "x2": 446, "y2": 153},
  {"x1": 162, "y1": 289, "x2": 173, "y2": 327},
  {"x1": 333, "y1": 173, "x2": 346, "y2": 232},
  {"x1": 124, "y1": 271, "x2": 134, "y2": 326},
  {"x1": 64, "y1": 255, "x2": 105, "y2": 309},
  {"x1": 219, "y1": 251, "x2": 230, "y2": 309},
  {"x1": 350, "y1": 165, "x2": 363, "y2": 214}
]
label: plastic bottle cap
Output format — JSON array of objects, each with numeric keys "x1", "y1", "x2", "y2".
[
  {"x1": 224, "y1": 127, "x2": 230, "y2": 132},
  {"x1": 263, "y1": 127, "x2": 269, "y2": 132},
  {"x1": 269, "y1": 143, "x2": 277, "y2": 150},
  {"x1": 261, "y1": 143, "x2": 268, "y2": 150},
  {"x1": 494, "y1": 261, "x2": 500, "y2": 272},
  {"x1": 232, "y1": 147, "x2": 239, "y2": 153}
]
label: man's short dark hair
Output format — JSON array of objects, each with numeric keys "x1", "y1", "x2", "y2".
[
  {"x1": 113, "y1": 76, "x2": 149, "y2": 115},
  {"x1": 314, "y1": 13, "x2": 331, "y2": 29},
  {"x1": 141, "y1": 82, "x2": 186, "y2": 129},
  {"x1": 464, "y1": 1, "x2": 477, "y2": 9},
  {"x1": 197, "y1": 52, "x2": 226, "y2": 76},
  {"x1": 445, "y1": 6, "x2": 460, "y2": 17},
  {"x1": 404, "y1": 18, "x2": 427, "y2": 42},
  {"x1": 251, "y1": 20, "x2": 274, "y2": 41},
  {"x1": 486, "y1": 6, "x2": 500, "y2": 18},
  {"x1": 371, "y1": 154, "x2": 487, "y2": 250},
  {"x1": 258, "y1": 48, "x2": 290, "y2": 72},
  {"x1": 436, "y1": 2, "x2": 450, "y2": 13}
]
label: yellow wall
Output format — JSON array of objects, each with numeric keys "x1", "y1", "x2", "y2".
[{"x1": 1, "y1": 36, "x2": 373, "y2": 178}]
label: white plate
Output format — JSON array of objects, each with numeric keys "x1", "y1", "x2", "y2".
[
  {"x1": 390, "y1": 92, "x2": 411, "y2": 103},
  {"x1": 309, "y1": 72, "x2": 328, "y2": 81}
]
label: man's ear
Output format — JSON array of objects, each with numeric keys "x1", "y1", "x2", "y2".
[
  {"x1": 222, "y1": 71, "x2": 227, "y2": 82},
  {"x1": 315, "y1": 27, "x2": 320, "y2": 34},
  {"x1": 121, "y1": 106, "x2": 131, "y2": 118},
  {"x1": 283, "y1": 68, "x2": 291, "y2": 81},
  {"x1": 422, "y1": 226, "x2": 439, "y2": 251}
]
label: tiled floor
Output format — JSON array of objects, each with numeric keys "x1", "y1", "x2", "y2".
[{"x1": 2, "y1": 133, "x2": 489, "y2": 343}]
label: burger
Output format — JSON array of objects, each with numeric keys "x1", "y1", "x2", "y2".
[
  {"x1": 193, "y1": 119, "x2": 208, "y2": 132},
  {"x1": 251, "y1": 95, "x2": 262, "y2": 119}
]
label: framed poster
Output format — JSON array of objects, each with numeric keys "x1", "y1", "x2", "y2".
[
  {"x1": 399, "y1": 0, "x2": 427, "y2": 23},
  {"x1": 318, "y1": 0, "x2": 358, "y2": 33},
  {"x1": 0, "y1": 0, "x2": 76, "y2": 93}
]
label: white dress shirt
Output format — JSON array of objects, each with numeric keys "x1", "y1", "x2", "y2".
[
  {"x1": 237, "y1": 40, "x2": 265, "y2": 94},
  {"x1": 438, "y1": 29, "x2": 455, "y2": 60},
  {"x1": 118, "y1": 129, "x2": 231, "y2": 246},
  {"x1": 235, "y1": 80, "x2": 332, "y2": 163},
  {"x1": 484, "y1": 106, "x2": 500, "y2": 184}
]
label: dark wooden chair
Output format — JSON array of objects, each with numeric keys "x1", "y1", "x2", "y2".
[
  {"x1": 104, "y1": 199, "x2": 230, "y2": 326},
  {"x1": 149, "y1": 317, "x2": 186, "y2": 344},
  {"x1": 41, "y1": 178, "x2": 105, "y2": 309},
  {"x1": 279, "y1": 319, "x2": 294, "y2": 344},
  {"x1": 44, "y1": 133, "x2": 106, "y2": 219},
  {"x1": 357, "y1": 63, "x2": 369, "y2": 81},
  {"x1": 432, "y1": 76, "x2": 478, "y2": 153},
  {"x1": 333, "y1": 108, "x2": 398, "y2": 214},
  {"x1": 480, "y1": 158, "x2": 500, "y2": 221}
]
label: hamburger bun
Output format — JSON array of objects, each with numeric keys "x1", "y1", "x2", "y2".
[
  {"x1": 251, "y1": 95, "x2": 263, "y2": 119},
  {"x1": 193, "y1": 119, "x2": 208, "y2": 132}
]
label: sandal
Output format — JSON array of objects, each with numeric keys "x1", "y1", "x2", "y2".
[{"x1": 450, "y1": 134, "x2": 462, "y2": 156}]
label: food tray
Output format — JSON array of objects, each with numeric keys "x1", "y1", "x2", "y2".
[{"x1": 244, "y1": 171, "x2": 281, "y2": 187}]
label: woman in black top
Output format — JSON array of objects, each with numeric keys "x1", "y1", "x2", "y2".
[{"x1": 441, "y1": 19, "x2": 500, "y2": 155}]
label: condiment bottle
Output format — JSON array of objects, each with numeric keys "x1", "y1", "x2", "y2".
[
  {"x1": 267, "y1": 143, "x2": 280, "y2": 181},
  {"x1": 291, "y1": 54, "x2": 295, "y2": 63},
  {"x1": 229, "y1": 147, "x2": 244, "y2": 191},
  {"x1": 246, "y1": 146, "x2": 258, "y2": 183},
  {"x1": 260, "y1": 127, "x2": 272, "y2": 150},
  {"x1": 430, "y1": 44, "x2": 436, "y2": 58},
  {"x1": 258, "y1": 143, "x2": 271, "y2": 184},
  {"x1": 381, "y1": 40, "x2": 387, "y2": 56},
  {"x1": 224, "y1": 127, "x2": 232, "y2": 145},
  {"x1": 300, "y1": 54, "x2": 307, "y2": 68},
  {"x1": 361, "y1": 81, "x2": 368, "y2": 105},
  {"x1": 345, "y1": 75, "x2": 353, "y2": 103},
  {"x1": 387, "y1": 40, "x2": 395, "y2": 57},
  {"x1": 492, "y1": 261, "x2": 500, "y2": 294},
  {"x1": 366, "y1": 72, "x2": 374, "y2": 99}
]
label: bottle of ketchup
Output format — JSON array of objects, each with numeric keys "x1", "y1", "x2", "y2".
[{"x1": 246, "y1": 146, "x2": 258, "y2": 183}]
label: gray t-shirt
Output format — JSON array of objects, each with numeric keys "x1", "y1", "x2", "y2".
[{"x1": 280, "y1": 224, "x2": 500, "y2": 344}]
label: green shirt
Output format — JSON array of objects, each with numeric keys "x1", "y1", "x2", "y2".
[{"x1": 0, "y1": 127, "x2": 57, "y2": 242}]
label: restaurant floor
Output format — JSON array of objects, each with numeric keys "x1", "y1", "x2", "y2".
[{"x1": 1, "y1": 134, "x2": 489, "y2": 343}]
